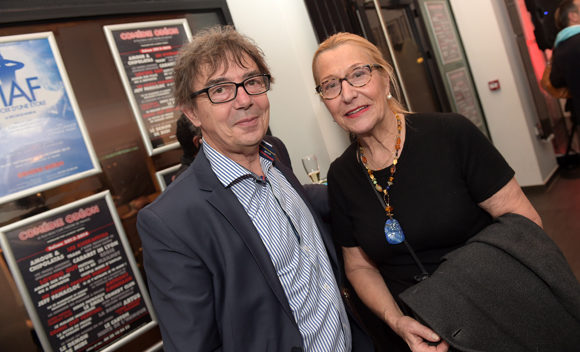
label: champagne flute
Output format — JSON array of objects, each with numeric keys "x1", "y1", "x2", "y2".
[{"x1": 302, "y1": 155, "x2": 321, "y2": 184}]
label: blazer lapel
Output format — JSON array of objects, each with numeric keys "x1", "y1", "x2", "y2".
[{"x1": 192, "y1": 149, "x2": 296, "y2": 323}]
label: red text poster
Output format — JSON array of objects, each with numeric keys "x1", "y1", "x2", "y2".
[
  {"x1": 0, "y1": 191, "x2": 157, "y2": 352},
  {"x1": 104, "y1": 20, "x2": 192, "y2": 155}
]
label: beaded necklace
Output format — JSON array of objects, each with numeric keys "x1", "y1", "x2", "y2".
[{"x1": 358, "y1": 112, "x2": 405, "y2": 244}]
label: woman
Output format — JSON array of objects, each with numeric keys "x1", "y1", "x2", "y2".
[{"x1": 312, "y1": 33, "x2": 542, "y2": 352}]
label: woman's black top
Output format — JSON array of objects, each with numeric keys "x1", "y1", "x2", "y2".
[{"x1": 328, "y1": 113, "x2": 515, "y2": 300}]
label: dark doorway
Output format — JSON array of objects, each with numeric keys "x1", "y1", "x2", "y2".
[{"x1": 361, "y1": 0, "x2": 446, "y2": 113}]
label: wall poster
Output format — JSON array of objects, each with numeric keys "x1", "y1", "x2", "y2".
[
  {"x1": 104, "y1": 19, "x2": 193, "y2": 156},
  {"x1": 0, "y1": 32, "x2": 101, "y2": 205},
  {"x1": 424, "y1": 1, "x2": 462, "y2": 65},
  {"x1": 0, "y1": 191, "x2": 158, "y2": 352},
  {"x1": 446, "y1": 67, "x2": 482, "y2": 126},
  {"x1": 155, "y1": 164, "x2": 181, "y2": 192}
]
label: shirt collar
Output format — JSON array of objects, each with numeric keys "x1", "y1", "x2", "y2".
[{"x1": 203, "y1": 139, "x2": 277, "y2": 188}]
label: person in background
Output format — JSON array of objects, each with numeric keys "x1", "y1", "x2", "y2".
[
  {"x1": 311, "y1": 32, "x2": 542, "y2": 352},
  {"x1": 173, "y1": 113, "x2": 202, "y2": 180},
  {"x1": 137, "y1": 25, "x2": 374, "y2": 352},
  {"x1": 550, "y1": 0, "x2": 580, "y2": 125}
]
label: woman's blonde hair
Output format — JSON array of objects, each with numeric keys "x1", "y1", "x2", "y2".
[{"x1": 312, "y1": 32, "x2": 408, "y2": 114}]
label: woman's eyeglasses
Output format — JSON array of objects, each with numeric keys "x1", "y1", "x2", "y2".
[{"x1": 316, "y1": 64, "x2": 382, "y2": 100}]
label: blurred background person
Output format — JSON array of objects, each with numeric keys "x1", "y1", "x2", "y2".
[
  {"x1": 550, "y1": 0, "x2": 580, "y2": 139},
  {"x1": 173, "y1": 113, "x2": 202, "y2": 180}
]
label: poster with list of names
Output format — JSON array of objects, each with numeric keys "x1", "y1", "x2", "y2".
[
  {"x1": 0, "y1": 191, "x2": 157, "y2": 352},
  {"x1": 424, "y1": 1, "x2": 462, "y2": 65},
  {"x1": 104, "y1": 19, "x2": 193, "y2": 156},
  {"x1": 446, "y1": 67, "x2": 482, "y2": 126}
]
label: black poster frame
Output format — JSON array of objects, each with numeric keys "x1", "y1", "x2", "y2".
[
  {"x1": 0, "y1": 0, "x2": 234, "y2": 26},
  {"x1": 103, "y1": 19, "x2": 193, "y2": 156},
  {"x1": 0, "y1": 191, "x2": 158, "y2": 352}
]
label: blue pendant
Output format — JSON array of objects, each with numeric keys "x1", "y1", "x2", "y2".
[{"x1": 385, "y1": 218, "x2": 405, "y2": 244}]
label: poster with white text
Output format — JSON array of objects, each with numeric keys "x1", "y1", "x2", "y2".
[
  {"x1": 0, "y1": 191, "x2": 157, "y2": 352},
  {"x1": 104, "y1": 20, "x2": 192, "y2": 156},
  {"x1": 0, "y1": 32, "x2": 100, "y2": 205},
  {"x1": 424, "y1": 1, "x2": 462, "y2": 65},
  {"x1": 446, "y1": 67, "x2": 482, "y2": 126}
]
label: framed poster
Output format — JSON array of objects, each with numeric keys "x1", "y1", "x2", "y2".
[
  {"x1": 0, "y1": 32, "x2": 101, "y2": 205},
  {"x1": 0, "y1": 191, "x2": 158, "y2": 352},
  {"x1": 104, "y1": 19, "x2": 193, "y2": 156},
  {"x1": 446, "y1": 67, "x2": 482, "y2": 126},
  {"x1": 155, "y1": 164, "x2": 181, "y2": 192},
  {"x1": 424, "y1": 1, "x2": 462, "y2": 65}
]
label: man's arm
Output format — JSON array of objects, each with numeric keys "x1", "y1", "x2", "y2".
[
  {"x1": 549, "y1": 55, "x2": 566, "y2": 88},
  {"x1": 302, "y1": 183, "x2": 331, "y2": 219},
  {"x1": 137, "y1": 208, "x2": 222, "y2": 352}
]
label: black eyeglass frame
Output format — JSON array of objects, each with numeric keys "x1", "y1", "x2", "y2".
[
  {"x1": 189, "y1": 74, "x2": 271, "y2": 104},
  {"x1": 315, "y1": 64, "x2": 383, "y2": 100}
]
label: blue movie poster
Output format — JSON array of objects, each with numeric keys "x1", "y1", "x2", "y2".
[{"x1": 0, "y1": 33, "x2": 99, "y2": 204}]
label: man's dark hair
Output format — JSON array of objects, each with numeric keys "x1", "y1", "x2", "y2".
[
  {"x1": 176, "y1": 113, "x2": 201, "y2": 157},
  {"x1": 555, "y1": 0, "x2": 579, "y2": 30}
]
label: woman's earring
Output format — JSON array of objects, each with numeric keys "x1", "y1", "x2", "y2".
[{"x1": 387, "y1": 92, "x2": 393, "y2": 100}]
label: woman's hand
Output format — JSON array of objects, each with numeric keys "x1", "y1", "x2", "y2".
[
  {"x1": 343, "y1": 246, "x2": 450, "y2": 351},
  {"x1": 394, "y1": 316, "x2": 450, "y2": 352}
]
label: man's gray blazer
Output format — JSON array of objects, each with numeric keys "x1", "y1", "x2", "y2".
[{"x1": 137, "y1": 136, "x2": 374, "y2": 352}]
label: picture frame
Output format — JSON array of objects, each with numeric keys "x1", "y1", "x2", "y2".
[
  {"x1": 103, "y1": 19, "x2": 193, "y2": 156},
  {"x1": 0, "y1": 32, "x2": 101, "y2": 205},
  {"x1": 0, "y1": 191, "x2": 158, "y2": 352},
  {"x1": 155, "y1": 164, "x2": 181, "y2": 192}
]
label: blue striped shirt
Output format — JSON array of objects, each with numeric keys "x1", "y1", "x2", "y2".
[{"x1": 203, "y1": 140, "x2": 351, "y2": 352}]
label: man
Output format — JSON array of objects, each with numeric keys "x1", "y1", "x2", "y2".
[
  {"x1": 137, "y1": 26, "x2": 373, "y2": 352},
  {"x1": 173, "y1": 113, "x2": 202, "y2": 180},
  {"x1": 550, "y1": 0, "x2": 580, "y2": 120}
]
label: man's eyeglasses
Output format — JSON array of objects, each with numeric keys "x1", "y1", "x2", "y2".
[
  {"x1": 315, "y1": 64, "x2": 382, "y2": 100},
  {"x1": 190, "y1": 74, "x2": 271, "y2": 104}
]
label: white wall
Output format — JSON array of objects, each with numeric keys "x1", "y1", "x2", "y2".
[
  {"x1": 227, "y1": 0, "x2": 557, "y2": 187},
  {"x1": 448, "y1": 0, "x2": 557, "y2": 186},
  {"x1": 226, "y1": 0, "x2": 350, "y2": 184}
]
